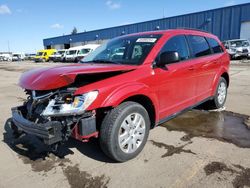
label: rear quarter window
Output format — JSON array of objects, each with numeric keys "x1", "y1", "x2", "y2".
[
  {"x1": 187, "y1": 35, "x2": 211, "y2": 58},
  {"x1": 207, "y1": 38, "x2": 224, "y2": 53}
]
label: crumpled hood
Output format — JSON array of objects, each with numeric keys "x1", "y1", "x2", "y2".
[{"x1": 19, "y1": 63, "x2": 137, "y2": 90}]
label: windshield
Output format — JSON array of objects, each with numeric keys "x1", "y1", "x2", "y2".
[
  {"x1": 230, "y1": 40, "x2": 250, "y2": 47},
  {"x1": 36, "y1": 52, "x2": 43, "y2": 56},
  {"x1": 66, "y1": 50, "x2": 77, "y2": 55},
  {"x1": 79, "y1": 48, "x2": 91, "y2": 55},
  {"x1": 82, "y1": 34, "x2": 162, "y2": 65},
  {"x1": 58, "y1": 50, "x2": 65, "y2": 55}
]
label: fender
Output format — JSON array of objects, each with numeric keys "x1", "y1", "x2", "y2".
[
  {"x1": 211, "y1": 66, "x2": 229, "y2": 96},
  {"x1": 94, "y1": 82, "x2": 160, "y2": 123}
]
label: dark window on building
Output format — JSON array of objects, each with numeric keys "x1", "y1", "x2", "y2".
[
  {"x1": 187, "y1": 35, "x2": 211, "y2": 57},
  {"x1": 159, "y1": 35, "x2": 190, "y2": 61},
  {"x1": 64, "y1": 44, "x2": 70, "y2": 49},
  {"x1": 207, "y1": 38, "x2": 223, "y2": 53}
]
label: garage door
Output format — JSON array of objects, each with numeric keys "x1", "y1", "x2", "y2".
[{"x1": 240, "y1": 22, "x2": 250, "y2": 40}]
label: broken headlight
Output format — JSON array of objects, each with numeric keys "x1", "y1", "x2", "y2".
[{"x1": 42, "y1": 91, "x2": 98, "y2": 116}]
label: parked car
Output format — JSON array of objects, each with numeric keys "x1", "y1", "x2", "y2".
[
  {"x1": 10, "y1": 29, "x2": 229, "y2": 162},
  {"x1": 34, "y1": 49, "x2": 57, "y2": 62},
  {"x1": 222, "y1": 39, "x2": 250, "y2": 59},
  {"x1": 52, "y1": 49, "x2": 66, "y2": 62},
  {"x1": 76, "y1": 44, "x2": 100, "y2": 61},
  {"x1": 12, "y1": 53, "x2": 26, "y2": 61},
  {"x1": 0, "y1": 53, "x2": 12, "y2": 61},
  {"x1": 25, "y1": 53, "x2": 36, "y2": 61}
]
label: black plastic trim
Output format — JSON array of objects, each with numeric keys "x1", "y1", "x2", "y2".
[{"x1": 11, "y1": 106, "x2": 63, "y2": 145}]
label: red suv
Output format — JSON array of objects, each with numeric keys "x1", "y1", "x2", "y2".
[{"x1": 11, "y1": 29, "x2": 229, "y2": 162}]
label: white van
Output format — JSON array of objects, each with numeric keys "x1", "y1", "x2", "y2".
[
  {"x1": 12, "y1": 53, "x2": 26, "y2": 61},
  {"x1": 65, "y1": 46, "x2": 84, "y2": 62},
  {"x1": 65, "y1": 44, "x2": 100, "y2": 62},
  {"x1": 54, "y1": 49, "x2": 66, "y2": 62},
  {"x1": 76, "y1": 44, "x2": 100, "y2": 61}
]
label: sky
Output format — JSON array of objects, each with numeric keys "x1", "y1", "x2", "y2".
[{"x1": 0, "y1": 0, "x2": 249, "y2": 53}]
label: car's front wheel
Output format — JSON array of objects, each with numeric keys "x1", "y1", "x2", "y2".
[
  {"x1": 205, "y1": 77, "x2": 228, "y2": 110},
  {"x1": 99, "y1": 102, "x2": 150, "y2": 162}
]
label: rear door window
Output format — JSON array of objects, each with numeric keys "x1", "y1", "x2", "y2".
[
  {"x1": 158, "y1": 35, "x2": 190, "y2": 61},
  {"x1": 187, "y1": 35, "x2": 211, "y2": 58},
  {"x1": 207, "y1": 38, "x2": 223, "y2": 53}
]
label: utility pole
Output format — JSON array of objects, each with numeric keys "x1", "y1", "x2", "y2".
[{"x1": 7, "y1": 40, "x2": 10, "y2": 53}]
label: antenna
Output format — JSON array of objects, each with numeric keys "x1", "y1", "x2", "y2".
[{"x1": 7, "y1": 40, "x2": 10, "y2": 53}]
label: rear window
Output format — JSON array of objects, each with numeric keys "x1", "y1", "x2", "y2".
[
  {"x1": 187, "y1": 36, "x2": 211, "y2": 57},
  {"x1": 207, "y1": 38, "x2": 223, "y2": 53}
]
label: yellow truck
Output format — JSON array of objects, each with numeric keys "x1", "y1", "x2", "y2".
[{"x1": 34, "y1": 49, "x2": 56, "y2": 62}]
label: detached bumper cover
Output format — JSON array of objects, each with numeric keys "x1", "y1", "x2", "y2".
[{"x1": 11, "y1": 106, "x2": 63, "y2": 145}]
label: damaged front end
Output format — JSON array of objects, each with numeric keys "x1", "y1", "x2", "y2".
[{"x1": 11, "y1": 88, "x2": 99, "y2": 149}]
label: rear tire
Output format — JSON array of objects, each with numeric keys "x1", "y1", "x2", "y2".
[
  {"x1": 99, "y1": 102, "x2": 150, "y2": 162},
  {"x1": 205, "y1": 77, "x2": 228, "y2": 110}
]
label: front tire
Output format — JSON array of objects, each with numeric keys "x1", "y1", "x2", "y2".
[
  {"x1": 99, "y1": 102, "x2": 150, "y2": 162},
  {"x1": 206, "y1": 77, "x2": 228, "y2": 109}
]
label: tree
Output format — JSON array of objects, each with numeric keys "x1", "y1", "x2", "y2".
[{"x1": 71, "y1": 27, "x2": 78, "y2": 35}]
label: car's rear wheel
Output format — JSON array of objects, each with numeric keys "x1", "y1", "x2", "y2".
[
  {"x1": 99, "y1": 102, "x2": 150, "y2": 162},
  {"x1": 205, "y1": 77, "x2": 228, "y2": 110}
]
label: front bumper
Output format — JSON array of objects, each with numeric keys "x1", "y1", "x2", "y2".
[
  {"x1": 234, "y1": 52, "x2": 250, "y2": 57},
  {"x1": 11, "y1": 106, "x2": 63, "y2": 145},
  {"x1": 34, "y1": 58, "x2": 43, "y2": 62},
  {"x1": 53, "y1": 57, "x2": 62, "y2": 62},
  {"x1": 65, "y1": 57, "x2": 76, "y2": 61}
]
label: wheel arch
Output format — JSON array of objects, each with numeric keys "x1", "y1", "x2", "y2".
[
  {"x1": 211, "y1": 69, "x2": 230, "y2": 96},
  {"x1": 123, "y1": 95, "x2": 156, "y2": 129},
  {"x1": 221, "y1": 72, "x2": 229, "y2": 87}
]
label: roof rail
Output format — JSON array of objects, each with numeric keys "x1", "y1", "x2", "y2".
[{"x1": 176, "y1": 27, "x2": 211, "y2": 34}]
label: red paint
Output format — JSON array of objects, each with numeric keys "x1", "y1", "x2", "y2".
[
  {"x1": 19, "y1": 29, "x2": 230, "y2": 141},
  {"x1": 19, "y1": 63, "x2": 137, "y2": 90}
]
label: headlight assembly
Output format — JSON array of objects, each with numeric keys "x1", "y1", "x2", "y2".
[{"x1": 42, "y1": 91, "x2": 98, "y2": 116}]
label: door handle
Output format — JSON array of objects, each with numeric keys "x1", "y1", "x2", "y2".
[{"x1": 188, "y1": 66, "x2": 195, "y2": 71}]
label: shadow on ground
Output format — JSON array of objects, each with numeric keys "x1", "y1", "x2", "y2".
[{"x1": 3, "y1": 118, "x2": 113, "y2": 163}]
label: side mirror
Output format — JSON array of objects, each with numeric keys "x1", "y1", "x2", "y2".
[{"x1": 156, "y1": 51, "x2": 180, "y2": 67}]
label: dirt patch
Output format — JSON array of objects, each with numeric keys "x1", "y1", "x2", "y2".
[
  {"x1": 204, "y1": 162, "x2": 236, "y2": 175},
  {"x1": 4, "y1": 133, "x2": 72, "y2": 173},
  {"x1": 3, "y1": 119, "x2": 72, "y2": 173},
  {"x1": 161, "y1": 110, "x2": 250, "y2": 148},
  {"x1": 150, "y1": 140, "x2": 195, "y2": 158},
  {"x1": 3, "y1": 118, "x2": 111, "y2": 186},
  {"x1": 0, "y1": 66, "x2": 28, "y2": 72},
  {"x1": 245, "y1": 117, "x2": 250, "y2": 129},
  {"x1": 63, "y1": 164, "x2": 110, "y2": 188},
  {"x1": 204, "y1": 162, "x2": 250, "y2": 188}
]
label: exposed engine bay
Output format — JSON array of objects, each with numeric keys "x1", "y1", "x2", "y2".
[
  {"x1": 10, "y1": 71, "x2": 127, "y2": 150},
  {"x1": 10, "y1": 65, "x2": 136, "y2": 153},
  {"x1": 12, "y1": 87, "x2": 97, "y2": 149}
]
